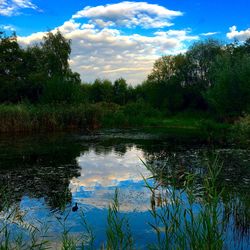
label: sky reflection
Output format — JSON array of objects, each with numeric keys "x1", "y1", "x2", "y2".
[{"x1": 70, "y1": 146, "x2": 153, "y2": 212}]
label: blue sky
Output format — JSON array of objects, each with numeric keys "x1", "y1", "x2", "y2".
[{"x1": 1, "y1": 0, "x2": 250, "y2": 84}]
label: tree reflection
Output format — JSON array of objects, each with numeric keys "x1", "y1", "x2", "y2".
[{"x1": 0, "y1": 134, "x2": 82, "y2": 211}]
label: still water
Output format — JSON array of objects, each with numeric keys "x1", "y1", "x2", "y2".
[{"x1": 0, "y1": 130, "x2": 249, "y2": 249}]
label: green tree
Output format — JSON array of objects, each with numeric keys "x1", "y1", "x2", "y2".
[
  {"x1": 41, "y1": 75, "x2": 83, "y2": 104},
  {"x1": 39, "y1": 31, "x2": 82, "y2": 103},
  {"x1": 113, "y1": 78, "x2": 128, "y2": 105},
  {"x1": 90, "y1": 79, "x2": 113, "y2": 103},
  {"x1": 0, "y1": 30, "x2": 82, "y2": 104},
  {"x1": 186, "y1": 39, "x2": 222, "y2": 89},
  {"x1": 206, "y1": 51, "x2": 250, "y2": 117},
  {"x1": 148, "y1": 55, "x2": 176, "y2": 83},
  {"x1": 0, "y1": 32, "x2": 25, "y2": 102},
  {"x1": 42, "y1": 30, "x2": 71, "y2": 78}
]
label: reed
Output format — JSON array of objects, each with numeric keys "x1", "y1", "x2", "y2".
[
  {"x1": 0, "y1": 104, "x2": 102, "y2": 133},
  {"x1": 142, "y1": 155, "x2": 225, "y2": 250},
  {"x1": 106, "y1": 189, "x2": 134, "y2": 250}
]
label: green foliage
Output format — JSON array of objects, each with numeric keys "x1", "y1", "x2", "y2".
[
  {"x1": 198, "y1": 119, "x2": 230, "y2": 143},
  {"x1": 143, "y1": 38, "x2": 250, "y2": 117},
  {"x1": 0, "y1": 31, "x2": 81, "y2": 104},
  {"x1": 206, "y1": 51, "x2": 250, "y2": 117},
  {"x1": 123, "y1": 100, "x2": 161, "y2": 118},
  {"x1": 100, "y1": 101, "x2": 163, "y2": 128},
  {"x1": 148, "y1": 55, "x2": 178, "y2": 83},
  {"x1": 232, "y1": 114, "x2": 250, "y2": 145},
  {"x1": 42, "y1": 30, "x2": 71, "y2": 77},
  {"x1": 186, "y1": 39, "x2": 222, "y2": 88},
  {"x1": 89, "y1": 79, "x2": 113, "y2": 103},
  {"x1": 113, "y1": 78, "x2": 128, "y2": 105},
  {"x1": 0, "y1": 33, "x2": 26, "y2": 103},
  {"x1": 41, "y1": 76, "x2": 83, "y2": 104},
  {"x1": 144, "y1": 40, "x2": 222, "y2": 113},
  {"x1": 0, "y1": 104, "x2": 31, "y2": 132}
]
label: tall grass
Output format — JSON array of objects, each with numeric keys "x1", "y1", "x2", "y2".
[
  {"x1": 142, "y1": 156, "x2": 225, "y2": 250},
  {"x1": 0, "y1": 102, "x2": 162, "y2": 133},
  {"x1": 106, "y1": 189, "x2": 134, "y2": 250},
  {"x1": 0, "y1": 186, "x2": 50, "y2": 250},
  {"x1": 0, "y1": 104, "x2": 101, "y2": 133}
]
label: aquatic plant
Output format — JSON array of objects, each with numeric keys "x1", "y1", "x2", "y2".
[
  {"x1": 106, "y1": 189, "x2": 134, "y2": 250},
  {"x1": 142, "y1": 156, "x2": 225, "y2": 250}
]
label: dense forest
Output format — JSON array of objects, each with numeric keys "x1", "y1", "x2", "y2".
[{"x1": 0, "y1": 30, "x2": 250, "y2": 139}]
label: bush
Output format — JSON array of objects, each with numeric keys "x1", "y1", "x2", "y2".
[
  {"x1": 99, "y1": 101, "x2": 163, "y2": 128},
  {"x1": 232, "y1": 114, "x2": 250, "y2": 145},
  {"x1": 122, "y1": 101, "x2": 162, "y2": 118},
  {"x1": 40, "y1": 76, "x2": 84, "y2": 104},
  {"x1": 198, "y1": 119, "x2": 230, "y2": 142}
]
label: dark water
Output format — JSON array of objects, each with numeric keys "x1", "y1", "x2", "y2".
[{"x1": 0, "y1": 130, "x2": 249, "y2": 249}]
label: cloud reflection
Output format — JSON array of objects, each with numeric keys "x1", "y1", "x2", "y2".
[{"x1": 69, "y1": 146, "x2": 152, "y2": 212}]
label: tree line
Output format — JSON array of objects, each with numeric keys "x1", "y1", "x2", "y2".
[{"x1": 0, "y1": 30, "x2": 250, "y2": 119}]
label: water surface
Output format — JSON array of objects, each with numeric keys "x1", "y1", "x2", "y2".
[{"x1": 0, "y1": 130, "x2": 249, "y2": 248}]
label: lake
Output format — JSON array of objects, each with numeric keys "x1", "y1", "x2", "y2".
[{"x1": 0, "y1": 130, "x2": 249, "y2": 249}]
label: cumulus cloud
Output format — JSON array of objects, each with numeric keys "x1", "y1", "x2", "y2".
[
  {"x1": 0, "y1": 0, "x2": 38, "y2": 16},
  {"x1": 18, "y1": 21, "x2": 198, "y2": 84},
  {"x1": 200, "y1": 31, "x2": 220, "y2": 36},
  {"x1": 17, "y1": 2, "x2": 198, "y2": 85},
  {"x1": 72, "y1": 1, "x2": 183, "y2": 29},
  {"x1": 227, "y1": 26, "x2": 250, "y2": 41},
  {"x1": 18, "y1": 31, "x2": 45, "y2": 45}
]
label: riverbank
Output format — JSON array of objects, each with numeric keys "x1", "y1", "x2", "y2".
[{"x1": 0, "y1": 103, "x2": 248, "y2": 146}]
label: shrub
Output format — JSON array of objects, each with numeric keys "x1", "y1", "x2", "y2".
[{"x1": 232, "y1": 114, "x2": 250, "y2": 145}]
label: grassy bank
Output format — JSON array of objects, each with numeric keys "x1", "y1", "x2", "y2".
[
  {"x1": 0, "y1": 103, "x2": 209, "y2": 133},
  {"x1": 100, "y1": 106, "x2": 232, "y2": 143},
  {"x1": 0, "y1": 103, "x2": 248, "y2": 145}
]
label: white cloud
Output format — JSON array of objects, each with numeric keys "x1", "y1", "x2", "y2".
[
  {"x1": 0, "y1": 0, "x2": 38, "y2": 16},
  {"x1": 227, "y1": 26, "x2": 250, "y2": 41},
  {"x1": 17, "y1": 2, "x2": 198, "y2": 85},
  {"x1": 72, "y1": 1, "x2": 183, "y2": 29},
  {"x1": 0, "y1": 24, "x2": 15, "y2": 31},
  {"x1": 200, "y1": 32, "x2": 220, "y2": 36},
  {"x1": 18, "y1": 31, "x2": 45, "y2": 45}
]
